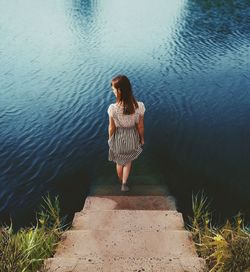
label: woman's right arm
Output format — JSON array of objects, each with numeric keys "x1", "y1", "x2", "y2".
[{"x1": 136, "y1": 115, "x2": 144, "y2": 145}]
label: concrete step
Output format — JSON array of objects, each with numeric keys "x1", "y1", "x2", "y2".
[
  {"x1": 88, "y1": 184, "x2": 170, "y2": 196},
  {"x1": 72, "y1": 209, "x2": 184, "y2": 231},
  {"x1": 44, "y1": 256, "x2": 206, "y2": 272},
  {"x1": 89, "y1": 174, "x2": 169, "y2": 195},
  {"x1": 83, "y1": 195, "x2": 177, "y2": 211},
  {"x1": 53, "y1": 229, "x2": 197, "y2": 259}
]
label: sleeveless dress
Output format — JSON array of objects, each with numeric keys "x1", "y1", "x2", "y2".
[{"x1": 107, "y1": 101, "x2": 146, "y2": 166}]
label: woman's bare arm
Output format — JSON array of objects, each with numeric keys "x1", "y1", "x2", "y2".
[
  {"x1": 108, "y1": 116, "x2": 116, "y2": 139},
  {"x1": 136, "y1": 115, "x2": 144, "y2": 145}
]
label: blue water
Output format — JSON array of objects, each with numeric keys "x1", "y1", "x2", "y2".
[{"x1": 0, "y1": 0, "x2": 250, "y2": 229}]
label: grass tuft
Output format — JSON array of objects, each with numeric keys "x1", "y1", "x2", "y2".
[
  {"x1": 187, "y1": 190, "x2": 250, "y2": 272},
  {"x1": 0, "y1": 192, "x2": 69, "y2": 272}
]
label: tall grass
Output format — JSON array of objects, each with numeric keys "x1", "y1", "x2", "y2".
[
  {"x1": 0, "y1": 193, "x2": 69, "y2": 272},
  {"x1": 187, "y1": 190, "x2": 250, "y2": 272}
]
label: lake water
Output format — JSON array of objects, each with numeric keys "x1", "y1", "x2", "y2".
[{"x1": 1, "y1": 0, "x2": 250, "y2": 229}]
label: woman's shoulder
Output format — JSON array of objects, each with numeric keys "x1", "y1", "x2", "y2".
[
  {"x1": 136, "y1": 101, "x2": 145, "y2": 106},
  {"x1": 135, "y1": 101, "x2": 145, "y2": 114},
  {"x1": 107, "y1": 103, "x2": 116, "y2": 116},
  {"x1": 108, "y1": 102, "x2": 118, "y2": 108}
]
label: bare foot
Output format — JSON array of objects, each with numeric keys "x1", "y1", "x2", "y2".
[{"x1": 121, "y1": 184, "x2": 129, "y2": 192}]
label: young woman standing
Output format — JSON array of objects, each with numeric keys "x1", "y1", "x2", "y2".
[{"x1": 107, "y1": 75, "x2": 145, "y2": 191}]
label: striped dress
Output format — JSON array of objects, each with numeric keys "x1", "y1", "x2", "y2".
[{"x1": 107, "y1": 101, "x2": 146, "y2": 166}]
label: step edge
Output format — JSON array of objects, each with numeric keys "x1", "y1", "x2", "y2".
[
  {"x1": 74, "y1": 210, "x2": 182, "y2": 216},
  {"x1": 45, "y1": 256, "x2": 205, "y2": 262},
  {"x1": 61, "y1": 229, "x2": 192, "y2": 235}
]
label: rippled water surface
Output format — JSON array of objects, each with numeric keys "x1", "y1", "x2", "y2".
[{"x1": 1, "y1": 0, "x2": 250, "y2": 228}]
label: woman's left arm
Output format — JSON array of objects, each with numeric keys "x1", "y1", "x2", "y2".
[{"x1": 108, "y1": 116, "x2": 116, "y2": 139}]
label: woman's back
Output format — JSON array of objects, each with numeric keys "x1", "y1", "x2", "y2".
[
  {"x1": 107, "y1": 101, "x2": 145, "y2": 128},
  {"x1": 108, "y1": 74, "x2": 145, "y2": 191}
]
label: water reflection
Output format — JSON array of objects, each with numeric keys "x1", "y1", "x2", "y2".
[
  {"x1": 154, "y1": 0, "x2": 250, "y2": 223},
  {"x1": 0, "y1": 0, "x2": 249, "y2": 229},
  {"x1": 71, "y1": 0, "x2": 99, "y2": 37}
]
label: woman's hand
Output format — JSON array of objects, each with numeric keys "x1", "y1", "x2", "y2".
[
  {"x1": 136, "y1": 115, "x2": 144, "y2": 146},
  {"x1": 140, "y1": 137, "x2": 145, "y2": 146}
]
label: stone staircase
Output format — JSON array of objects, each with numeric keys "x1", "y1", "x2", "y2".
[{"x1": 44, "y1": 195, "x2": 206, "y2": 271}]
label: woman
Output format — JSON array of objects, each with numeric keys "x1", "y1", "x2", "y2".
[{"x1": 107, "y1": 75, "x2": 145, "y2": 192}]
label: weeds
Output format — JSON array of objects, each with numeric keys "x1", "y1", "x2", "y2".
[
  {"x1": 187, "y1": 190, "x2": 250, "y2": 272},
  {"x1": 0, "y1": 193, "x2": 69, "y2": 272}
]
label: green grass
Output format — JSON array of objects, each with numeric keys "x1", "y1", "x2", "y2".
[
  {"x1": 0, "y1": 193, "x2": 69, "y2": 272},
  {"x1": 186, "y1": 190, "x2": 250, "y2": 272}
]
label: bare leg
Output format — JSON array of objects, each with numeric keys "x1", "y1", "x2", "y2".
[
  {"x1": 122, "y1": 161, "x2": 132, "y2": 185},
  {"x1": 116, "y1": 163, "x2": 123, "y2": 183}
]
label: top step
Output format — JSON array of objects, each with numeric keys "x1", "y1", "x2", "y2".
[
  {"x1": 88, "y1": 175, "x2": 170, "y2": 196},
  {"x1": 83, "y1": 195, "x2": 177, "y2": 211}
]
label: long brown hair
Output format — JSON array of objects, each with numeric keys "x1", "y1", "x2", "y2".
[{"x1": 111, "y1": 75, "x2": 138, "y2": 115}]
